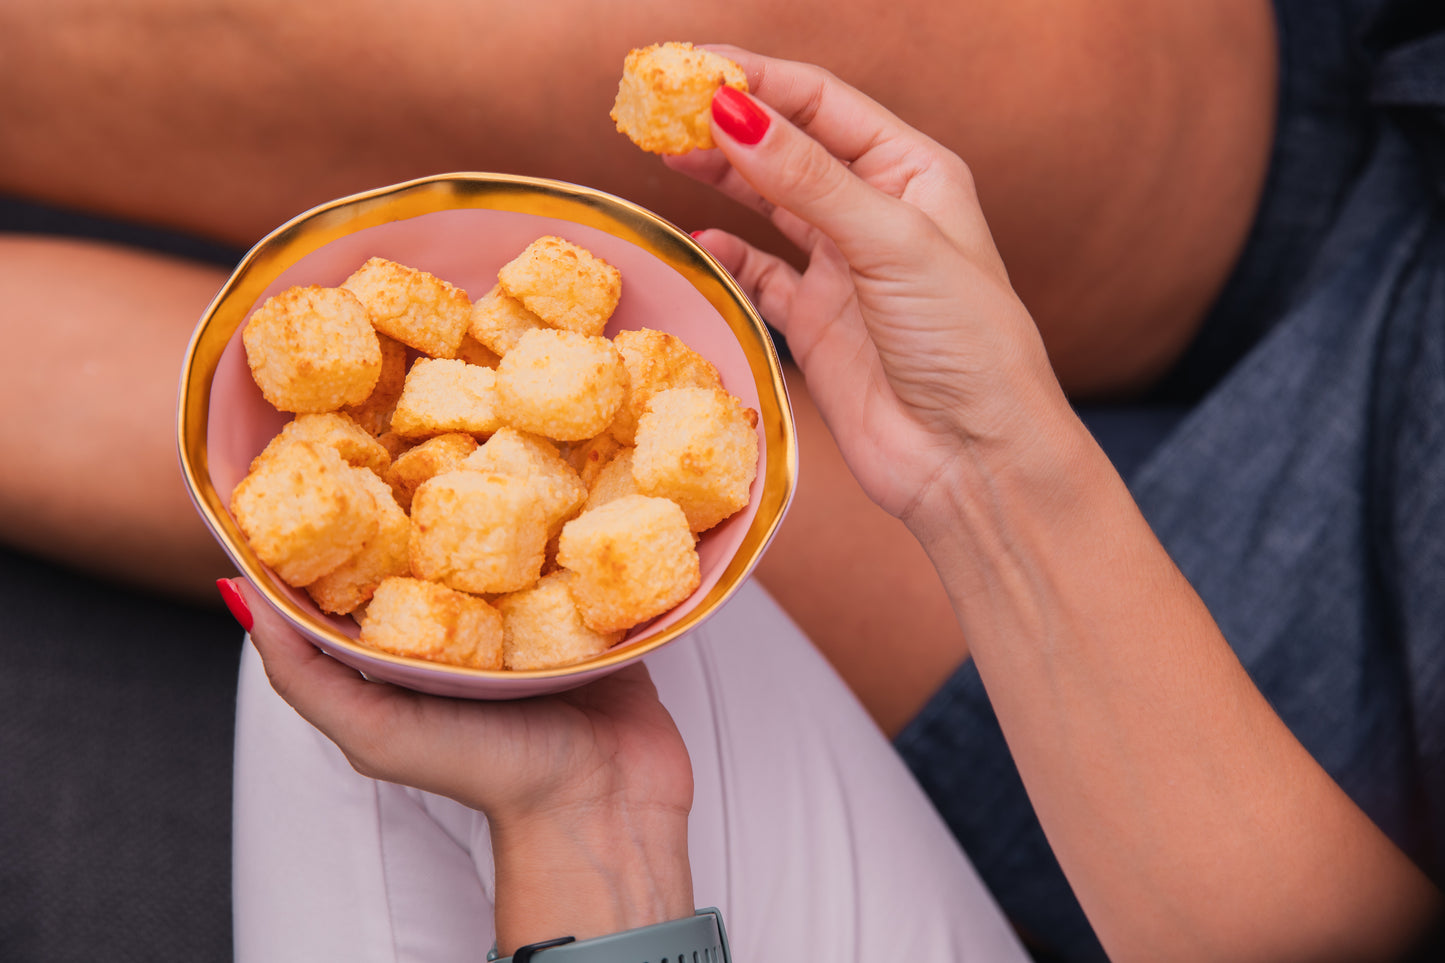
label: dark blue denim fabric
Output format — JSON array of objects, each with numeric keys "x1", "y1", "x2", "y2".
[{"x1": 896, "y1": 1, "x2": 1445, "y2": 959}]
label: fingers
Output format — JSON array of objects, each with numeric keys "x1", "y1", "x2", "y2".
[
  {"x1": 664, "y1": 149, "x2": 820, "y2": 252},
  {"x1": 708, "y1": 85, "x2": 946, "y2": 277},
  {"x1": 692, "y1": 228, "x2": 802, "y2": 331},
  {"x1": 704, "y1": 45, "x2": 932, "y2": 167},
  {"x1": 236, "y1": 579, "x2": 427, "y2": 782},
  {"x1": 686, "y1": 48, "x2": 1003, "y2": 272}
]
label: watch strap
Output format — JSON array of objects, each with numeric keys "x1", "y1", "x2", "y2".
[{"x1": 489, "y1": 908, "x2": 730, "y2": 963}]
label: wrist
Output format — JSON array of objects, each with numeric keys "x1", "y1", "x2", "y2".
[
  {"x1": 489, "y1": 803, "x2": 694, "y2": 956},
  {"x1": 904, "y1": 376, "x2": 1104, "y2": 586}
]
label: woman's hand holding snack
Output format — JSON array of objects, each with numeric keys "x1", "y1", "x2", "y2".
[
  {"x1": 669, "y1": 47, "x2": 1082, "y2": 535},
  {"x1": 227, "y1": 578, "x2": 694, "y2": 955},
  {"x1": 673, "y1": 48, "x2": 1442, "y2": 960}
]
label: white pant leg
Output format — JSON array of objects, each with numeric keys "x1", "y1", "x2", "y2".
[{"x1": 234, "y1": 579, "x2": 1027, "y2": 961}]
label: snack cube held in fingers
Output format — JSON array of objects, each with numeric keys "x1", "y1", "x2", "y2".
[{"x1": 611, "y1": 42, "x2": 748, "y2": 154}]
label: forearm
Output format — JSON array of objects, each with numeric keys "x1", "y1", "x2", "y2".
[
  {"x1": 490, "y1": 806, "x2": 693, "y2": 956},
  {"x1": 0, "y1": 235, "x2": 233, "y2": 601},
  {"x1": 912, "y1": 391, "x2": 1441, "y2": 961}
]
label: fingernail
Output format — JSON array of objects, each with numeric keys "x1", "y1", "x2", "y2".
[
  {"x1": 217, "y1": 578, "x2": 254, "y2": 633},
  {"x1": 712, "y1": 87, "x2": 770, "y2": 146},
  {"x1": 690, "y1": 230, "x2": 706, "y2": 239}
]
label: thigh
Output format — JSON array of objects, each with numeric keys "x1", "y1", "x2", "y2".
[{"x1": 233, "y1": 580, "x2": 1027, "y2": 960}]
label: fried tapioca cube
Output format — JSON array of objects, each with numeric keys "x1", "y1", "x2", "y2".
[
  {"x1": 343, "y1": 332, "x2": 409, "y2": 436},
  {"x1": 557, "y1": 494, "x2": 700, "y2": 634},
  {"x1": 495, "y1": 571, "x2": 624, "y2": 670},
  {"x1": 230, "y1": 440, "x2": 379, "y2": 587},
  {"x1": 455, "y1": 332, "x2": 502, "y2": 369},
  {"x1": 467, "y1": 284, "x2": 547, "y2": 355},
  {"x1": 610, "y1": 42, "x2": 748, "y2": 155},
  {"x1": 581, "y1": 447, "x2": 640, "y2": 512},
  {"x1": 496, "y1": 237, "x2": 621, "y2": 337},
  {"x1": 305, "y1": 468, "x2": 411, "y2": 614},
  {"x1": 341, "y1": 257, "x2": 472, "y2": 359},
  {"x1": 385, "y1": 431, "x2": 478, "y2": 511},
  {"x1": 390, "y1": 358, "x2": 504, "y2": 439},
  {"x1": 608, "y1": 327, "x2": 723, "y2": 444},
  {"x1": 633, "y1": 387, "x2": 758, "y2": 532},
  {"x1": 359, "y1": 576, "x2": 503, "y2": 670},
  {"x1": 461, "y1": 428, "x2": 587, "y2": 536},
  {"x1": 242, "y1": 285, "x2": 382, "y2": 413},
  {"x1": 255, "y1": 411, "x2": 392, "y2": 478},
  {"x1": 566, "y1": 433, "x2": 624, "y2": 487},
  {"x1": 410, "y1": 470, "x2": 548, "y2": 594},
  {"x1": 495, "y1": 329, "x2": 628, "y2": 441}
]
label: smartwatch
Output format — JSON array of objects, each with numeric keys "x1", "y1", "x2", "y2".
[{"x1": 487, "y1": 908, "x2": 730, "y2": 963}]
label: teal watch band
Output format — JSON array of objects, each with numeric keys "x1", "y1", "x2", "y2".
[{"x1": 487, "y1": 908, "x2": 730, "y2": 963}]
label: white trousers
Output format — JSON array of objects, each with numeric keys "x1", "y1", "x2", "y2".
[{"x1": 233, "y1": 579, "x2": 1027, "y2": 961}]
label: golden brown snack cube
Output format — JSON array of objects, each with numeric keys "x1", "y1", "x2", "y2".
[
  {"x1": 390, "y1": 358, "x2": 504, "y2": 439},
  {"x1": 633, "y1": 387, "x2": 758, "y2": 532},
  {"x1": 609, "y1": 327, "x2": 723, "y2": 444},
  {"x1": 343, "y1": 331, "x2": 409, "y2": 436},
  {"x1": 455, "y1": 332, "x2": 502, "y2": 369},
  {"x1": 359, "y1": 576, "x2": 503, "y2": 669},
  {"x1": 611, "y1": 42, "x2": 748, "y2": 155},
  {"x1": 496, "y1": 237, "x2": 621, "y2": 337},
  {"x1": 341, "y1": 257, "x2": 472, "y2": 359},
  {"x1": 495, "y1": 329, "x2": 628, "y2": 441},
  {"x1": 557, "y1": 494, "x2": 700, "y2": 634},
  {"x1": 242, "y1": 285, "x2": 382, "y2": 413},
  {"x1": 461, "y1": 428, "x2": 586, "y2": 536},
  {"x1": 565, "y1": 432, "x2": 625, "y2": 487},
  {"x1": 410, "y1": 470, "x2": 548, "y2": 594},
  {"x1": 467, "y1": 284, "x2": 546, "y2": 355},
  {"x1": 496, "y1": 571, "x2": 624, "y2": 670},
  {"x1": 385, "y1": 431, "x2": 478, "y2": 511},
  {"x1": 255, "y1": 411, "x2": 392, "y2": 478},
  {"x1": 230, "y1": 440, "x2": 379, "y2": 587},
  {"x1": 581, "y1": 447, "x2": 640, "y2": 512},
  {"x1": 305, "y1": 467, "x2": 411, "y2": 614}
]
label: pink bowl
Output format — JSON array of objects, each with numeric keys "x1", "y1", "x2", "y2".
[{"x1": 178, "y1": 173, "x2": 796, "y2": 699}]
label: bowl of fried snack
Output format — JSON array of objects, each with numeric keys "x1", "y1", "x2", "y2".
[{"x1": 178, "y1": 172, "x2": 796, "y2": 699}]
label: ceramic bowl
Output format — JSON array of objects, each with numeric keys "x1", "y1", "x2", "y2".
[{"x1": 178, "y1": 173, "x2": 796, "y2": 699}]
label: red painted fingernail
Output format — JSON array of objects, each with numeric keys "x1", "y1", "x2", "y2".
[
  {"x1": 712, "y1": 87, "x2": 770, "y2": 146},
  {"x1": 217, "y1": 578, "x2": 254, "y2": 633},
  {"x1": 690, "y1": 230, "x2": 706, "y2": 239}
]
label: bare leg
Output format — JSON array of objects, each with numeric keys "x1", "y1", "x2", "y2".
[
  {"x1": 0, "y1": 0, "x2": 1276, "y2": 394},
  {"x1": 758, "y1": 365, "x2": 971, "y2": 736},
  {"x1": 0, "y1": 235, "x2": 234, "y2": 601}
]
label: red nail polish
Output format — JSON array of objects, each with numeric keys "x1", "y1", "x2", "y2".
[
  {"x1": 690, "y1": 230, "x2": 706, "y2": 239},
  {"x1": 217, "y1": 578, "x2": 254, "y2": 633},
  {"x1": 712, "y1": 87, "x2": 770, "y2": 146}
]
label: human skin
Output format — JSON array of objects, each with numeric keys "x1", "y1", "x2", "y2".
[
  {"x1": 0, "y1": 0, "x2": 1276, "y2": 733},
  {"x1": 678, "y1": 54, "x2": 1443, "y2": 960},
  {"x1": 229, "y1": 577, "x2": 695, "y2": 955}
]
